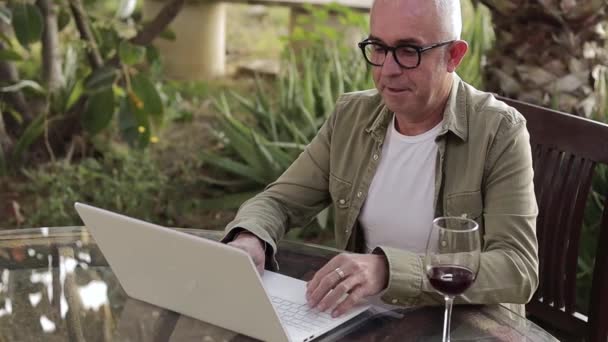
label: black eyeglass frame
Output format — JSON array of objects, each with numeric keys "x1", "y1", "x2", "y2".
[{"x1": 357, "y1": 39, "x2": 455, "y2": 69}]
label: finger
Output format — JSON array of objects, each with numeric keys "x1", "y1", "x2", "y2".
[
  {"x1": 253, "y1": 254, "x2": 265, "y2": 274},
  {"x1": 331, "y1": 286, "x2": 367, "y2": 318},
  {"x1": 308, "y1": 269, "x2": 346, "y2": 308},
  {"x1": 316, "y1": 275, "x2": 359, "y2": 312},
  {"x1": 306, "y1": 255, "x2": 346, "y2": 296}
]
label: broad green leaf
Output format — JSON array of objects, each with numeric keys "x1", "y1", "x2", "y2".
[
  {"x1": 266, "y1": 141, "x2": 307, "y2": 150},
  {"x1": 5, "y1": 107, "x2": 22, "y2": 125},
  {"x1": 131, "y1": 73, "x2": 163, "y2": 120},
  {"x1": 113, "y1": 84, "x2": 126, "y2": 98},
  {"x1": 119, "y1": 41, "x2": 146, "y2": 66},
  {"x1": 11, "y1": 3, "x2": 43, "y2": 48},
  {"x1": 218, "y1": 115, "x2": 266, "y2": 173},
  {"x1": 0, "y1": 31, "x2": 12, "y2": 47},
  {"x1": 119, "y1": 96, "x2": 150, "y2": 148},
  {"x1": 63, "y1": 45, "x2": 79, "y2": 90},
  {"x1": 12, "y1": 114, "x2": 46, "y2": 160},
  {"x1": 0, "y1": 6, "x2": 11, "y2": 24},
  {"x1": 0, "y1": 80, "x2": 44, "y2": 93},
  {"x1": 251, "y1": 132, "x2": 280, "y2": 174},
  {"x1": 57, "y1": 8, "x2": 71, "y2": 32},
  {"x1": 0, "y1": 49, "x2": 22, "y2": 61},
  {"x1": 85, "y1": 66, "x2": 118, "y2": 93},
  {"x1": 65, "y1": 79, "x2": 84, "y2": 111},
  {"x1": 200, "y1": 151, "x2": 266, "y2": 184},
  {"x1": 82, "y1": 88, "x2": 115, "y2": 135},
  {"x1": 214, "y1": 94, "x2": 268, "y2": 170},
  {"x1": 95, "y1": 26, "x2": 120, "y2": 57},
  {"x1": 118, "y1": 97, "x2": 139, "y2": 145},
  {"x1": 146, "y1": 46, "x2": 161, "y2": 65},
  {"x1": 159, "y1": 29, "x2": 177, "y2": 41},
  {"x1": 258, "y1": 140, "x2": 294, "y2": 170}
]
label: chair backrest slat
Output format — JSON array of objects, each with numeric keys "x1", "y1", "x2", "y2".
[
  {"x1": 589, "y1": 198, "x2": 608, "y2": 341},
  {"x1": 564, "y1": 158, "x2": 596, "y2": 314},
  {"x1": 496, "y1": 96, "x2": 608, "y2": 342}
]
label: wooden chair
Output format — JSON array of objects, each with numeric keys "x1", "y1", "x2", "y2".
[{"x1": 496, "y1": 96, "x2": 608, "y2": 342}]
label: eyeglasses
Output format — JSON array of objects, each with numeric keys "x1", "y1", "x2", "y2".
[{"x1": 357, "y1": 39, "x2": 455, "y2": 69}]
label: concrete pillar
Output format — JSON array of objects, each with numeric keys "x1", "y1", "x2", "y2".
[{"x1": 143, "y1": 0, "x2": 226, "y2": 80}]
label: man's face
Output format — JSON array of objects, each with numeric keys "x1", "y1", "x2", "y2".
[{"x1": 369, "y1": 0, "x2": 453, "y2": 118}]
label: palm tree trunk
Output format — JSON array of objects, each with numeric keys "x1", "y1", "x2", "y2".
[{"x1": 478, "y1": 0, "x2": 608, "y2": 116}]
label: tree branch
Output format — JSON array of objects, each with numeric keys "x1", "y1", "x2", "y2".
[
  {"x1": 68, "y1": 0, "x2": 103, "y2": 69},
  {"x1": 37, "y1": 0, "x2": 64, "y2": 92},
  {"x1": 106, "y1": 0, "x2": 185, "y2": 67},
  {"x1": 130, "y1": 0, "x2": 186, "y2": 46}
]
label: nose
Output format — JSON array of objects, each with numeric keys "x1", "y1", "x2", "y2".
[{"x1": 380, "y1": 51, "x2": 402, "y2": 76}]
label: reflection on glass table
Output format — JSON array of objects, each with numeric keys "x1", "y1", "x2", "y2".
[{"x1": 0, "y1": 226, "x2": 558, "y2": 341}]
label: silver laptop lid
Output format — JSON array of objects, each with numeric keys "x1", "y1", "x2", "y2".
[{"x1": 74, "y1": 202, "x2": 289, "y2": 342}]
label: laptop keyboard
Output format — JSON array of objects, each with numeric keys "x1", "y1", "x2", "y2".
[{"x1": 270, "y1": 296, "x2": 335, "y2": 331}]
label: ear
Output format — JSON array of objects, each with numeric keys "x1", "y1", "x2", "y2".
[{"x1": 446, "y1": 40, "x2": 469, "y2": 72}]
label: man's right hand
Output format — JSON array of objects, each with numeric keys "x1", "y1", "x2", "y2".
[{"x1": 227, "y1": 231, "x2": 266, "y2": 274}]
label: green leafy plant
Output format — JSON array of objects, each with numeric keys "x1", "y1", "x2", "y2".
[
  {"x1": 16, "y1": 151, "x2": 169, "y2": 228},
  {"x1": 0, "y1": 0, "x2": 186, "y2": 170},
  {"x1": 459, "y1": 0, "x2": 495, "y2": 88}
]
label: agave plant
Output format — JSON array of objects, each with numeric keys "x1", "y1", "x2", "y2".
[
  {"x1": 478, "y1": 0, "x2": 608, "y2": 116},
  {"x1": 199, "y1": 44, "x2": 371, "y2": 198}
]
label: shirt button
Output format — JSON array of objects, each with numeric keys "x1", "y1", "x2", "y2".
[
  {"x1": 345, "y1": 229, "x2": 350, "y2": 233},
  {"x1": 373, "y1": 154, "x2": 379, "y2": 161},
  {"x1": 356, "y1": 191, "x2": 362, "y2": 198},
  {"x1": 391, "y1": 299, "x2": 398, "y2": 304},
  {"x1": 339, "y1": 199, "x2": 346, "y2": 205},
  {"x1": 441, "y1": 241, "x2": 447, "y2": 247}
]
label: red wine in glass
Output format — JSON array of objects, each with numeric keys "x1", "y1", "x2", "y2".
[{"x1": 427, "y1": 265, "x2": 476, "y2": 296}]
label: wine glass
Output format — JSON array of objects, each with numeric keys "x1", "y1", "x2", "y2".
[{"x1": 424, "y1": 216, "x2": 481, "y2": 342}]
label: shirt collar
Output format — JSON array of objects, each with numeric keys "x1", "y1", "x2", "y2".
[
  {"x1": 367, "y1": 73, "x2": 468, "y2": 143},
  {"x1": 439, "y1": 73, "x2": 468, "y2": 141}
]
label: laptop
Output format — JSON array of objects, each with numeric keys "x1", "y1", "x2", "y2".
[{"x1": 74, "y1": 202, "x2": 370, "y2": 342}]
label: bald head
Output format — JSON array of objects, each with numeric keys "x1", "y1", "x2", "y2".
[
  {"x1": 435, "y1": 0, "x2": 462, "y2": 40},
  {"x1": 370, "y1": 0, "x2": 462, "y2": 41}
]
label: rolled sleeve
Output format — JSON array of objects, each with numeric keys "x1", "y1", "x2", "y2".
[{"x1": 372, "y1": 246, "x2": 426, "y2": 306}]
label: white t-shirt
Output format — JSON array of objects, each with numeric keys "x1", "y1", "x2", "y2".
[{"x1": 360, "y1": 114, "x2": 443, "y2": 253}]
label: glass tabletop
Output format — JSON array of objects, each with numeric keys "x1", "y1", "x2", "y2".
[{"x1": 0, "y1": 226, "x2": 558, "y2": 341}]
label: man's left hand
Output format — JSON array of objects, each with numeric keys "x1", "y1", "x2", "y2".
[{"x1": 305, "y1": 253, "x2": 389, "y2": 317}]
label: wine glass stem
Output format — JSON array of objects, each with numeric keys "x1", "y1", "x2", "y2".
[{"x1": 442, "y1": 296, "x2": 455, "y2": 342}]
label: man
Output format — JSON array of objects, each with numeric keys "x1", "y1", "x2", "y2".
[{"x1": 223, "y1": 0, "x2": 539, "y2": 318}]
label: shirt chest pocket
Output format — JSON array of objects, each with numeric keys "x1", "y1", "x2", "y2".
[
  {"x1": 445, "y1": 191, "x2": 483, "y2": 223},
  {"x1": 329, "y1": 174, "x2": 352, "y2": 209}
]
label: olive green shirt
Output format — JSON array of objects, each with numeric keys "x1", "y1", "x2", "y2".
[{"x1": 223, "y1": 74, "x2": 539, "y2": 315}]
